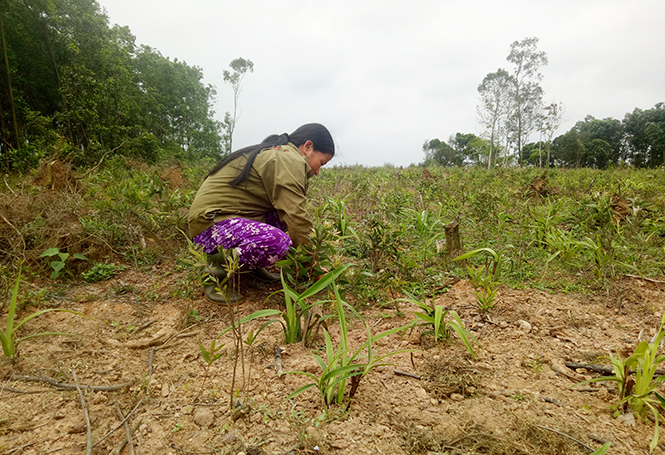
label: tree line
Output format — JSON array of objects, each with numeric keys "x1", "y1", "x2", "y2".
[
  {"x1": 0, "y1": 0, "x2": 229, "y2": 171},
  {"x1": 424, "y1": 37, "x2": 665, "y2": 169}
]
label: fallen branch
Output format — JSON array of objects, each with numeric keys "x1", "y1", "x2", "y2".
[
  {"x1": 625, "y1": 274, "x2": 665, "y2": 284},
  {"x1": 565, "y1": 361, "x2": 665, "y2": 377},
  {"x1": 11, "y1": 373, "x2": 134, "y2": 391},
  {"x1": 130, "y1": 320, "x2": 156, "y2": 336},
  {"x1": 533, "y1": 424, "x2": 594, "y2": 452},
  {"x1": 115, "y1": 402, "x2": 135, "y2": 455},
  {"x1": 7, "y1": 441, "x2": 38, "y2": 454},
  {"x1": 170, "y1": 443, "x2": 214, "y2": 454},
  {"x1": 394, "y1": 370, "x2": 421, "y2": 380},
  {"x1": 587, "y1": 434, "x2": 611, "y2": 445},
  {"x1": 543, "y1": 397, "x2": 563, "y2": 406},
  {"x1": 153, "y1": 324, "x2": 199, "y2": 351},
  {"x1": 113, "y1": 419, "x2": 141, "y2": 455},
  {"x1": 72, "y1": 370, "x2": 93, "y2": 455},
  {"x1": 0, "y1": 211, "x2": 26, "y2": 254},
  {"x1": 0, "y1": 386, "x2": 50, "y2": 394},
  {"x1": 92, "y1": 398, "x2": 144, "y2": 448}
]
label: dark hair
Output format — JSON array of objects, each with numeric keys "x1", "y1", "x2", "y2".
[{"x1": 208, "y1": 123, "x2": 335, "y2": 186}]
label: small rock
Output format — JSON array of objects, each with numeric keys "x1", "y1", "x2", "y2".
[
  {"x1": 499, "y1": 322, "x2": 509, "y2": 329},
  {"x1": 616, "y1": 413, "x2": 636, "y2": 427},
  {"x1": 466, "y1": 386, "x2": 477, "y2": 394},
  {"x1": 331, "y1": 440, "x2": 350, "y2": 450},
  {"x1": 415, "y1": 387, "x2": 428, "y2": 399},
  {"x1": 596, "y1": 387, "x2": 610, "y2": 401},
  {"x1": 222, "y1": 432, "x2": 239, "y2": 445},
  {"x1": 193, "y1": 408, "x2": 214, "y2": 428},
  {"x1": 69, "y1": 423, "x2": 86, "y2": 434},
  {"x1": 450, "y1": 393, "x2": 464, "y2": 401},
  {"x1": 517, "y1": 320, "x2": 532, "y2": 333},
  {"x1": 161, "y1": 383, "x2": 170, "y2": 397}
]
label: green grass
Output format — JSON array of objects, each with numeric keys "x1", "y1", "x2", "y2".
[{"x1": 1, "y1": 163, "x2": 664, "y2": 299}]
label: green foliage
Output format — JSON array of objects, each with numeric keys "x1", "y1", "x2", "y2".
[
  {"x1": 276, "y1": 222, "x2": 338, "y2": 292},
  {"x1": 211, "y1": 264, "x2": 350, "y2": 347},
  {"x1": 0, "y1": 269, "x2": 85, "y2": 359},
  {"x1": 454, "y1": 247, "x2": 511, "y2": 313},
  {"x1": 0, "y1": 0, "x2": 222, "y2": 169},
  {"x1": 286, "y1": 282, "x2": 413, "y2": 417},
  {"x1": 199, "y1": 339, "x2": 225, "y2": 367},
  {"x1": 578, "y1": 314, "x2": 665, "y2": 453},
  {"x1": 402, "y1": 293, "x2": 480, "y2": 357},
  {"x1": 276, "y1": 265, "x2": 351, "y2": 345},
  {"x1": 81, "y1": 262, "x2": 125, "y2": 282},
  {"x1": 589, "y1": 442, "x2": 612, "y2": 455},
  {"x1": 39, "y1": 248, "x2": 87, "y2": 279}
]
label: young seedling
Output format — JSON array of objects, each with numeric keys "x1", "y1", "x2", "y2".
[
  {"x1": 287, "y1": 282, "x2": 414, "y2": 417},
  {"x1": 40, "y1": 247, "x2": 87, "y2": 279},
  {"x1": 1, "y1": 268, "x2": 86, "y2": 359},
  {"x1": 577, "y1": 314, "x2": 665, "y2": 453},
  {"x1": 399, "y1": 292, "x2": 480, "y2": 358},
  {"x1": 454, "y1": 246, "x2": 512, "y2": 314}
]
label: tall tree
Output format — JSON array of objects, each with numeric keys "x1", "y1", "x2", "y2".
[
  {"x1": 223, "y1": 57, "x2": 253, "y2": 153},
  {"x1": 506, "y1": 37, "x2": 547, "y2": 166},
  {"x1": 0, "y1": 0, "x2": 223, "y2": 168},
  {"x1": 552, "y1": 130, "x2": 585, "y2": 167},
  {"x1": 623, "y1": 103, "x2": 665, "y2": 168},
  {"x1": 422, "y1": 138, "x2": 460, "y2": 167},
  {"x1": 572, "y1": 115, "x2": 624, "y2": 167},
  {"x1": 477, "y1": 69, "x2": 513, "y2": 169},
  {"x1": 537, "y1": 102, "x2": 564, "y2": 167}
]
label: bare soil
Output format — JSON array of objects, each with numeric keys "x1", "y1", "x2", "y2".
[{"x1": 1, "y1": 269, "x2": 664, "y2": 455}]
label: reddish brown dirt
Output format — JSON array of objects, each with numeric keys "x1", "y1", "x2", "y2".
[{"x1": 1, "y1": 270, "x2": 664, "y2": 455}]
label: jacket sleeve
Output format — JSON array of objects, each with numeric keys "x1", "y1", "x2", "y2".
[{"x1": 259, "y1": 151, "x2": 313, "y2": 247}]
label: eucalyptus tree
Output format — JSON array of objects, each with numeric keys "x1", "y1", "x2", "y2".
[
  {"x1": 505, "y1": 37, "x2": 548, "y2": 166},
  {"x1": 223, "y1": 57, "x2": 254, "y2": 153},
  {"x1": 477, "y1": 69, "x2": 513, "y2": 169},
  {"x1": 537, "y1": 101, "x2": 564, "y2": 167}
]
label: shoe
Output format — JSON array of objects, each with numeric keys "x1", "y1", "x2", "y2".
[
  {"x1": 251, "y1": 267, "x2": 281, "y2": 282},
  {"x1": 204, "y1": 283, "x2": 243, "y2": 305}
]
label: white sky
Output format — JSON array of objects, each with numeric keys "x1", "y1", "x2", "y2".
[{"x1": 99, "y1": 0, "x2": 665, "y2": 167}]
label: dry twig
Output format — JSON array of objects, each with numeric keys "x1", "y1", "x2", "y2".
[
  {"x1": 113, "y1": 420, "x2": 142, "y2": 455},
  {"x1": 394, "y1": 370, "x2": 421, "y2": 380},
  {"x1": 115, "y1": 402, "x2": 136, "y2": 455},
  {"x1": 533, "y1": 424, "x2": 594, "y2": 452},
  {"x1": 11, "y1": 373, "x2": 134, "y2": 391},
  {"x1": 72, "y1": 370, "x2": 93, "y2": 455},
  {"x1": 625, "y1": 274, "x2": 665, "y2": 284},
  {"x1": 170, "y1": 443, "x2": 214, "y2": 454},
  {"x1": 93, "y1": 398, "x2": 144, "y2": 448}
]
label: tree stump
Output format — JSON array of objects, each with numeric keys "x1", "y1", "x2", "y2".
[{"x1": 445, "y1": 220, "x2": 463, "y2": 262}]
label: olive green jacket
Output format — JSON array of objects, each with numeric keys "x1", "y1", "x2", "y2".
[{"x1": 187, "y1": 143, "x2": 313, "y2": 247}]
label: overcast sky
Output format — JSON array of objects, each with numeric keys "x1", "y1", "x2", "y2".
[{"x1": 100, "y1": 0, "x2": 665, "y2": 167}]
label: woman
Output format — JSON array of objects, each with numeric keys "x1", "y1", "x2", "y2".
[{"x1": 188, "y1": 123, "x2": 335, "y2": 303}]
